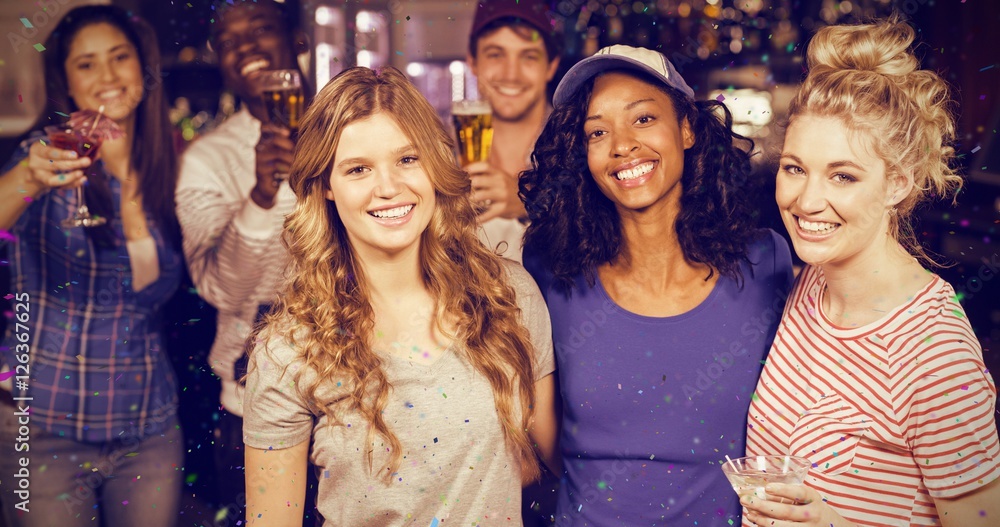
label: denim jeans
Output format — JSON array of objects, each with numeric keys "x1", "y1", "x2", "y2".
[{"x1": 0, "y1": 395, "x2": 183, "y2": 527}]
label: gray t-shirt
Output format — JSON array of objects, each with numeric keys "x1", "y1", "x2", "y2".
[{"x1": 243, "y1": 261, "x2": 555, "y2": 526}]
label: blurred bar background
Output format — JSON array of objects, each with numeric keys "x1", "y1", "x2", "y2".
[{"x1": 0, "y1": 0, "x2": 997, "y2": 523}]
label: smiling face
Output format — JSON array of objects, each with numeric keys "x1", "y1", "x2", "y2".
[
  {"x1": 65, "y1": 22, "x2": 144, "y2": 124},
  {"x1": 325, "y1": 112, "x2": 436, "y2": 262},
  {"x1": 584, "y1": 72, "x2": 695, "y2": 215},
  {"x1": 776, "y1": 113, "x2": 909, "y2": 270},
  {"x1": 211, "y1": 2, "x2": 296, "y2": 101},
  {"x1": 469, "y1": 26, "x2": 559, "y2": 124}
]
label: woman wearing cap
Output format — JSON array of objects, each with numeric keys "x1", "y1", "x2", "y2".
[
  {"x1": 520, "y1": 45, "x2": 793, "y2": 525},
  {"x1": 741, "y1": 19, "x2": 1000, "y2": 527}
]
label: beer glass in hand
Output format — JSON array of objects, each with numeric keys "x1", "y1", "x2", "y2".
[
  {"x1": 45, "y1": 125, "x2": 105, "y2": 227},
  {"x1": 259, "y1": 69, "x2": 304, "y2": 132},
  {"x1": 452, "y1": 99, "x2": 493, "y2": 166},
  {"x1": 258, "y1": 69, "x2": 303, "y2": 185},
  {"x1": 452, "y1": 99, "x2": 494, "y2": 212}
]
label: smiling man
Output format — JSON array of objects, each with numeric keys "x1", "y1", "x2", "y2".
[
  {"x1": 174, "y1": 0, "x2": 306, "y2": 522},
  {"x1": 465, "y1": 0, "x2": 562, "y2": 262}
]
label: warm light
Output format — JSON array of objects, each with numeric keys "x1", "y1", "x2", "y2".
[
  {"x1": 357, "y1": 11, "x2": 374, "y2": 32},
  {"x1": 709, "y1": 88, "x2": 773, "y2": 136},
  {"x1": 449, "y1": 61, "x2": 466, "y2": 103},
  {"x1": 448, "y1": 60, "x2": 466, "y2": 76},
  {"x1": 356, "y1": 50, "x2": 373, "y2": 68},
  {"x1": 406, "y1": 62, "x2": 426, "y2": 77},
  {"x1": 315, "y1": 6, "x2": 333, "y2": 26},
  {"x1": 316, "y1": 43, "x2": 332, "y2": 88}
]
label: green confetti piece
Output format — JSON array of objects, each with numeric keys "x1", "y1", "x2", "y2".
[{"x1": 34, "y1": 43, "x2": 46, "y2": 52}]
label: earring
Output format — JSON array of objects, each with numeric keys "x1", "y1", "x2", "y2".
[{"x1": 888, "y1": 207, "x2": 897, "y2": 215}]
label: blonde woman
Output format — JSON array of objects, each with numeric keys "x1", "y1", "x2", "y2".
[
  {"x1": 241, "y1": 66, "x2": 558, "y2": 526},
  {"x1": 743, "y1": 19, "x2": 1000, "y2": 527}
]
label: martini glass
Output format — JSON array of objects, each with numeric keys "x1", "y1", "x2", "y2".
[
  {"x1": 721, "y1": 455, "x2": 810, "y2": 501},
  {"x1": 45, "y1": 125, "x2": 105, "y2": 227}
]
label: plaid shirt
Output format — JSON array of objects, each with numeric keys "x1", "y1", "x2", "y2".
[{"x1": 1, "y1": 135, "x2": 181, "y2": 443}]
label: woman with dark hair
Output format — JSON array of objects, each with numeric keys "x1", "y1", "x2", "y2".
[
  {"x1": 520, "y1": 45, "x2": 794, "y2": 525},
  {"x1": 0, "y1": 5, "x2": 182, "y2": 527}
]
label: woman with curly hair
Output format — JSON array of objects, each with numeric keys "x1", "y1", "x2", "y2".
[
  {"x1": 241, "y1": 66, "x2": 558, "y2": 526},
  {"x1": 520, "y1": 45, "x2": 794, "y2": 525},
  {"x1": 742, "y1": 18, "x2": 1000, "y2": 527}
]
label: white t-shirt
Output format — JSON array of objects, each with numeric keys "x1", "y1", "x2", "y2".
[{"x1": 243, "y1": 260, "x2": 555, "y2": 525}]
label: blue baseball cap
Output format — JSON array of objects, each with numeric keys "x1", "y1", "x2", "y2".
[{"x1": 553, "y1": 44, "x2": 695, "y2": 106}]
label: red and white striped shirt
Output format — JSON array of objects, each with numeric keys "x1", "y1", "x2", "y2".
[{"x1": 746, "y1": 265, "x2": 1000, "y2": 526}]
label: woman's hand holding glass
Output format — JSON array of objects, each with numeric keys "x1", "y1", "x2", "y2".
[
  {"x1": 741, "y1": 483, "x2": 857, "y2": 527},
  {"x1": 25, "y1": 139, "x2": 92, "y2": 190}
]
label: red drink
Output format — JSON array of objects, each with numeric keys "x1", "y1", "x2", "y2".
[{"x1": 46, "y1": 127, "x2": 102, "y2": 159}]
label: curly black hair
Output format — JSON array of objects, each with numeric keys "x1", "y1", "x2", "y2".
[{"x1": 520, "y1": 69, "x2": 762, "y2": 295}]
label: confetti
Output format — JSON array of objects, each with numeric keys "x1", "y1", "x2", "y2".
[
  {"x1": 34, "y1": 43, "x2": 45, "y2": 52},
  {"x1": 20, "y1": 17, "x2": 33, "y2": 29}
]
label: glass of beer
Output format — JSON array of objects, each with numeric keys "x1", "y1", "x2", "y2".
[
  {"x1": 45, "y1": 125, "x2": 106, "y2": 227},
  {"x1": 452, "y1": 99, "x2": 494, "y2": 166},
  {"x1": 258, "y1": 69, "x2": 304, "y2": 132}
]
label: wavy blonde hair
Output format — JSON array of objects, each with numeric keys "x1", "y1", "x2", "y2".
[
  {"x1": 251, "y1": 66, "x2": 540, "y2": 483},
  {"x1": 788, "y1": 17, "x2": 963, "y2": 265}
]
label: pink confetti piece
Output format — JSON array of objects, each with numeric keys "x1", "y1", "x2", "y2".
[{"x1": 3, "y1": 294, "x2": 13, "y2": 300}]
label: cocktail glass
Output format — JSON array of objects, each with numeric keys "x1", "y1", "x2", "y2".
[
  {"x1": 45, "y1": 125, "x2": 105, "y2": 227},
  {"x1": 721, "y1": 455, "x2": 810, "y2": 501}
]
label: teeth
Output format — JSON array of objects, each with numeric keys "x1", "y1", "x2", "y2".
[
  {"x1": 496, "y1": 86, "x2": 522, "y2": 96},
  {"x1": 370, "y1": 205, "x2": 413, "y2": 219},
  {"x1": 798, "y1": 218, "x2": 838, "y2": 233},
  {"x1": 97, "y1": 89, "x2": 123, "y2": 99},
  {"x1": 241, "y1": 59, "x2": 269, "y2": 76},
  {"x1": 614, "y1": 162, "x2": 655, "y2": 180}
]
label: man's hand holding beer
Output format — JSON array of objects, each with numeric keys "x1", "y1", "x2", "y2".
[
  {"x1": 250, "y1": 123, "x2": 294, "y2": 209},
  {"x1": 467, "y1": 161, "x2": 527, "y2": 223}
]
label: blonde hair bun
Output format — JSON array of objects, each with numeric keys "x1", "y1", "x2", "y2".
[
  {"x1": 788, "y1": 17, "x2": 963, "y2": 266},
  {"x1": 806, "y1": 18, "x2": 918, "y2": 77}
]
